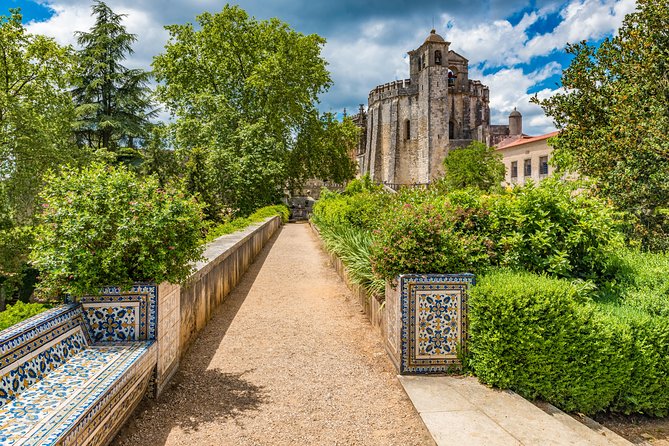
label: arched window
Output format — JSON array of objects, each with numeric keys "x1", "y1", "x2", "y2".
[
  {"x1": 449, "y1": 121, "x2": 455, "y2": 139},
  {"x1": 435, "y1": 50, "x2": 442, "y2": 65},
  {"x1": 417, "y1": 56, "x2": 422, "y2": 72},
  {"x1": 448, "y1": 69, "x2": 456, "y2": 86},
  {"x1": 405, "y1": 120, "x2": 411, "y2": 140}
]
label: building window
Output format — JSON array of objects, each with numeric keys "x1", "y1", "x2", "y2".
[
  {"x1": 511, "y1": 161, "x2": 518, "y2": 178},
  {"x1": 435, "y1": 50, "x2": 442, "y2": 65},
  {"x1": 448, "y1": 69, "x2": 456, "y2": 86},
  {"x1": 417, "y1": 56, "x2": 422, "y2": 71},
  {"x1": 539, "y1": 156, "x2": 549, "y2": 175},
  {"x1": 405, "y1": 120, "x2": 411, "y2": 140},
  {"x1": 449, "y1": 121, "x2": 454, "y2": 139},
  {"x1": 524, "y1": 159, "x2": 532, "y2": 177}
]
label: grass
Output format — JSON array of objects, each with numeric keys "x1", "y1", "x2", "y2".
[{"x1": 317, "y1": 224, "x2": 385, "y2": 297}]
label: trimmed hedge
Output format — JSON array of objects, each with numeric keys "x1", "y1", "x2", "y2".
[{"x1": 469, "y1": 270, "x2": 669, "y2": 416}]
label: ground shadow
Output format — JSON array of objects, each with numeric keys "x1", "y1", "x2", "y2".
[{"x1": 112, "y1": 227, "x2": 283, "y2": 445}]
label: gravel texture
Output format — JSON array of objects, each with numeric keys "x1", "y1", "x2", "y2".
[{"x1": 113, "y1": 223, "x2": 435, "y2": 446}]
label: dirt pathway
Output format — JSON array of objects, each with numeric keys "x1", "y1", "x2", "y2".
[{"x1": 114, "y1": 223, "x2": 434, "y2": 446}]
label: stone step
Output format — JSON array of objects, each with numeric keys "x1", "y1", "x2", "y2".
[{"x1": 398, "y1": 375, "x2": 633, "y2": 446}]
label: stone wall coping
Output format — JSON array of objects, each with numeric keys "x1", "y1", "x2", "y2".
[{"x1": 189, "y1": 216, "x2": 281, "y2": 283}]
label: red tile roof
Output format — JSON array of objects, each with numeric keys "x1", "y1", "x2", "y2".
[{"x1": 496, "y1": 131, "x2": 559, "y2": 149}]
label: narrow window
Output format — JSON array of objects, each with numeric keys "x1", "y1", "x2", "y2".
[
  {"x1": 539, "y1": 156, "x2": 549, "y2": 175},
  {"x1": 435, "y1": 50, "x2": 442, "y2": 65},
  {"x1": 449, "y1": 121, "x2": 454, "y2": 139},
  {"x1": 511, "y1": 161, "x2": 518, "y2": 178},
  {"x1": 524, "y1": 159, "x2": 532, "y2": 177},
  {"x1": 417, "y1": 56, "x2": 422, "y2": 72},
  {"x1": 422, "y1": 54, "x2": 426, "y2": 68},
  {"x1": 405, "y1": 120, "x2": 411, "y2": 140}
]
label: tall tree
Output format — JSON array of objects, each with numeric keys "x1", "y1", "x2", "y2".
[
  {"x1": 153, "y1": 6, "x2": 332, "y2": 217},
  {"x1": 441, "y1": 141, "x2": 505, "y2": 191},
  {"x1": 0, "y1": 9, "x2": 82, "y2": 299},
  {"x1": 72, "y1": 1, "x2": 155, "y2": 153},
  {"x1": 287, "y1": 112, "x2": 358, "y2": 192},
  {"x1": 534, "y1": 0, "x2": 669, "y2": 250}
]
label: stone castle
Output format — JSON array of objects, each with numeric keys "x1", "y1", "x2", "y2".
[{"x1": 353, "y1": 30, "x2": 523, "y2": 185}]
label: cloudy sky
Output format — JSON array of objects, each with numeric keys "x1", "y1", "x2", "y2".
[{"x1": 7, "y1": 0, "x2": 635, "y2": 135}]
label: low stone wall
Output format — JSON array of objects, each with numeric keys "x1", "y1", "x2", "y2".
[
  {"x1": 155, "y1": 216, "x2": 282, "y2": 395},
  {"x1": 309, "y1": 222, "x2": 385, "y2": 331}
]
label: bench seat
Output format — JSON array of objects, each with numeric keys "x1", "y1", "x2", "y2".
[{"x1": 0, "y1": 341, "x2": 155, "y2": 446}]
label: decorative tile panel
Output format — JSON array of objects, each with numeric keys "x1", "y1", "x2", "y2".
[
  {"x1": 81, "y1": 283, "x2": 158, "y2": 341},
  {"x1": 385, "y1": 274, "x2": 474, "y2": 374}
]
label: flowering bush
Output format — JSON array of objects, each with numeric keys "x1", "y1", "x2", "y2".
[
  {"x1": 31, "y1": 163, "x2": 205, "y2": 298},
  {"x1": 370, "y1": 200, "x2": 486, "y2": 283}
]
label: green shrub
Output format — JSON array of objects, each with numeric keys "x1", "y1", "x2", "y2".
[
  {"x1": 312, "y1": 188, "x2": 390, "y2": 231},
  {"x1": 468, "y1": 270, "x2": 631, "y2": 414},
  {"x1": 488, "y1": 180, "x2": 625, "y2": 281},
  {"x1": 596, "y1": 303, "x2": 669, "y2": 416},
  {"x1": 204, "y1": 204, "x2": 288, "y2": 243},
  {"x1": 31, "y1": 163, "x2": 206, "y2": 298},
  {"x1": 370, "y1": 201, "x2": 486, "y2": 283},
  {"x1": 0, "y1": 301, "x2": 52, "y2": 331}
]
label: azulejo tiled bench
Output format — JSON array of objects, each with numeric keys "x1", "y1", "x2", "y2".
[{"x1": 0, "y1": 287, "x2": 159, "y2": 446}]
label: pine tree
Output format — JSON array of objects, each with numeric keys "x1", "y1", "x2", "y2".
[{"x1": 72, "y1": 1, "x2": 155, "y2": 153}]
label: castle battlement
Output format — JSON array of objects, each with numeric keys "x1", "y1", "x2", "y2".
[{"x1": 368, "y1": 79, "x2": 417, "y2": 104}]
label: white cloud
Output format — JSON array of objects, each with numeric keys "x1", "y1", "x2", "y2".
[
  {"x1": 443, "y1": 0, "x2": 636, "y2": 67},
  {"x1": 520, "y1": 0, "x2": 636, "y2": 60},
  {"x1": 471, "y1": 63, "x2": 563, "y2": 135},
  {"x1": 26, "y1": 1, "x2": 168, "y2": 70}
]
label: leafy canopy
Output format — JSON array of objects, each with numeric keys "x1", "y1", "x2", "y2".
[
  {"x1": 31, "y1": 163, "x2": 205, "y2": 298},
  {"x1": 442, "y1": 141, "x2": 505, "y2": 192},
  {"x1": 153, "y1": 6, "x2": 353, "y2": 218},
  {"x1": 533, "y1": 0, "x2": 669, "y2": 250}
]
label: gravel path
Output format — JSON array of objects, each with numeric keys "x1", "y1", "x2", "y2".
[{"x1": 114, "y1": 223, "x2": 435, "y2": 446}]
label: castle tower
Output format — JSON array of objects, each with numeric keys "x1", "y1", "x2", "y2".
[
  {"x1": 509, "y1": 107, "x2": 522, "y2": 136},
  {"x1": 358, "y1": 30, "x2": 501, "y2": 185},
  {"x1": 408, "y1": 30, "x2": 450, "y2": 182}
]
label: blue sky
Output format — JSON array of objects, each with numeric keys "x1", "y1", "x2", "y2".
[{"x1": 5, "y1": 0, "x2": 636, "y2": 135}]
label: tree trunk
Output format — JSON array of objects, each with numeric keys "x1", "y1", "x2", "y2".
[{"x1": 0, "y1": 282, "x2": 6, "y2": 312}]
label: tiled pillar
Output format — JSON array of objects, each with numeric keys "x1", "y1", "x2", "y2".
[
  {"x1": 384, "y1": 274, "x2": 474, "y2": 374},
  {"x1": 156, "y1": 281, "x2": 180, "y2": 396}
]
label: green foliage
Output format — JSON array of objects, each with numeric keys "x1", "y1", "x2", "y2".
[
  {"x1": 469, "y1": 269, "x2": 669, "y2": 416},
  {"x1": 442, "y1": 141, "x2": 505, "y2": 192},
  {"x1": 368, "y1": 180, "x2": 624, "y2": 283},
  {"x1": 468, "y1": 271, "x2": 631, "y2": 415},
  {"x1": 533, "y1": 0, "x2": 669, "y2": 250},
  {"x1": 0, "y1": 9, "x2": 84, "y2": 292},
  {"x1": 312, "y1": 180, "x2": 390, "y2": 231},
  {"x1": 140, "y1": 124, "x2": 178, "y2": 187},
  {"x1": 31, "y1": 163, "x2": 205, "y2": 298},
  {"x1": 0, "y1": 301, "x2": 51, "y2": 331},
  {"x1": 72, "y1": 1, "x2": 155, "y2": 152},
  {"x1": 204, "y1": 204, "x2": 289, "y2": 243},
  {"x1": 287, "y1": 113, "x2": 358, "y2": 192},
  {"x1": 153, "y1": 5, "x2": 332, "y2": 216},
  {"x1": 370, "y1": 199, "x2": 487, "y2": 283},
  {"x1": 318, "y1": 224, "x2": 384, "y2": 297},
  {"x1": 488, "y1": 179, "x2": 625, "y2": 281}
]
